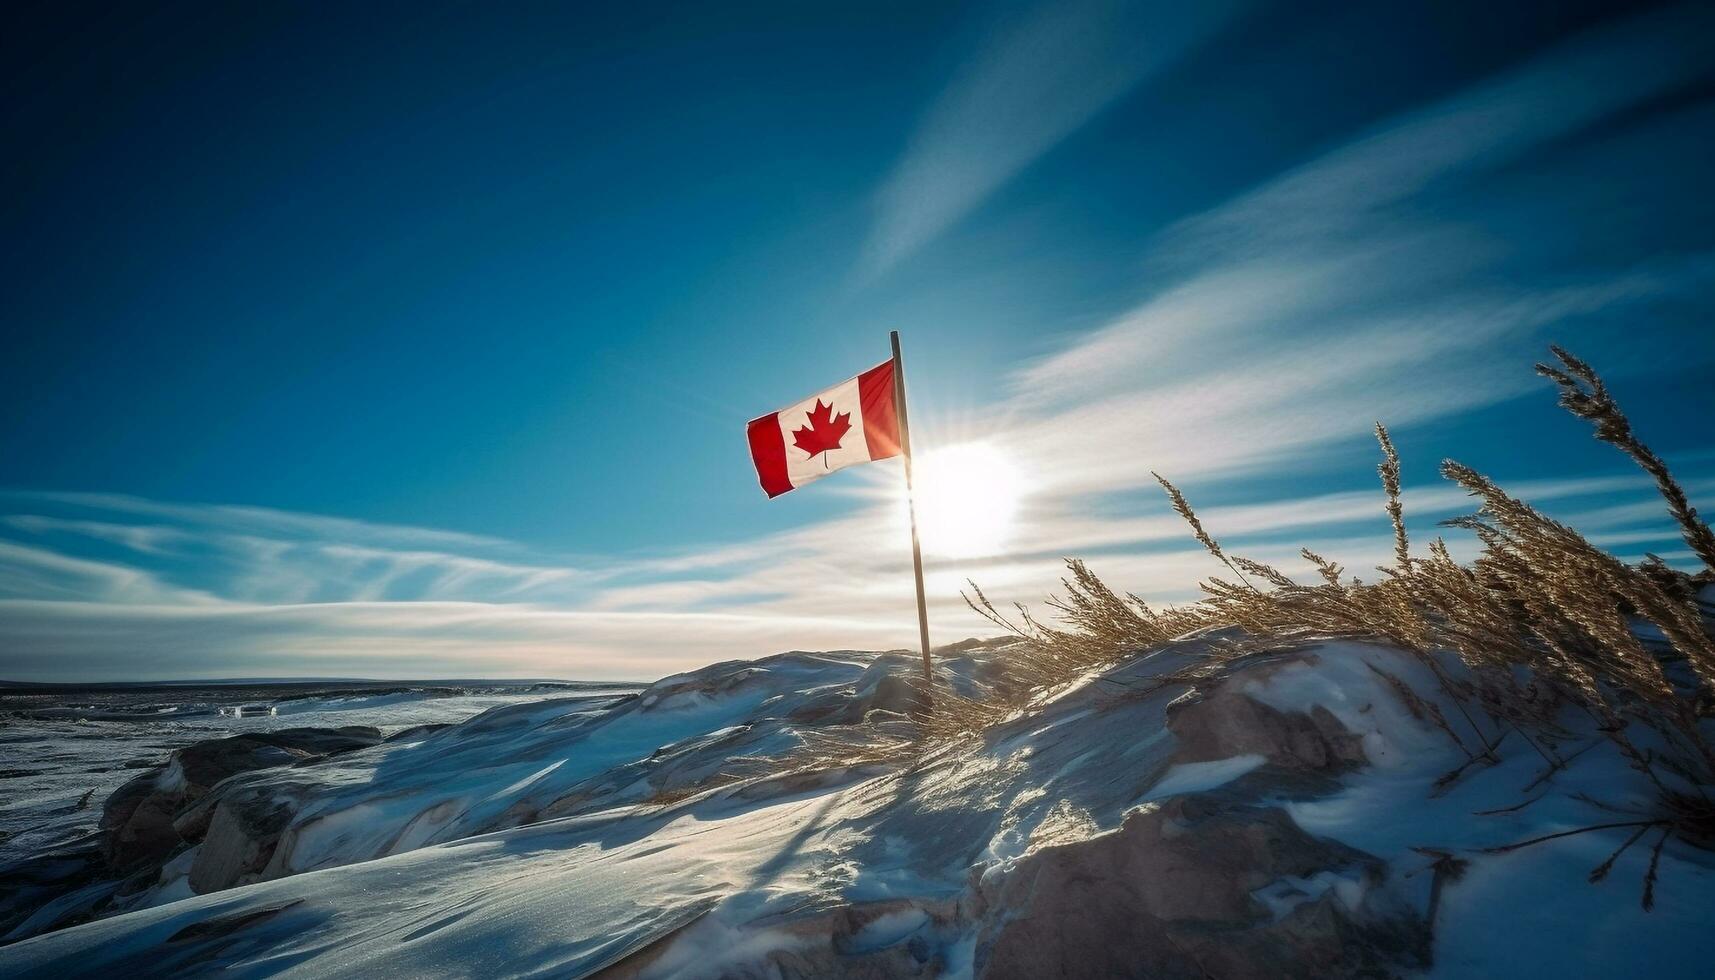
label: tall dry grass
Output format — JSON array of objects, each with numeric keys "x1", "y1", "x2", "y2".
[
  {"x1": 758, "y1": 347, "x2": 1714, "y2": 902},
  {"x1": 946, "y1": 346, "x2": 1715, "y2": 905},
  {"x1": 1537, "y1": 345, "x2": 1715, "y2": 571},
  {"x1": 963, "y1": 355, "x2": 1711, "y2": 713}
]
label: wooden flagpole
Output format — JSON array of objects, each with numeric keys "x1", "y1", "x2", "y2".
[{"x1": 891, "y1": 330, "x2": 933, "y2": 685}]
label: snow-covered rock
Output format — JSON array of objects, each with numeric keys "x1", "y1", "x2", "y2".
[
  {"x1": 100, "y1": 726, "x2": 384, "y2": 872},
  {"x1": 0, "y1": 726, "x2": 386, "y2": 942},
  {"x1": 969, "y1": 796, "x2": 1425, "y2": 979},
  {"x1": 2, "y1": 638, "x2": 1713, "y2": 977},
  {"x1": 163, "y1": 650, "x2": 972, "y2": 896}
]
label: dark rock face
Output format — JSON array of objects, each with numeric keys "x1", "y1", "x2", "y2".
[
  {"x1": 2, "y1": 726, "x2": 380, "y2": 946},
  {"x1": 99, "y1": 727, "x2": 381, "y2": 871},
  {"x1": 1166, "y1": 683, "x2": 1366, "y2": 776},
  {"x1": 973, "y1": 796, "x2": 1428, "y2": 979},
  {"x1": 99, "y1": 775, "x2": 183, "y2": 873},
  {"x1": 954, "y1": 655, "x2": 1420, "y2": 979},
  {"x1": 384, "y1": 723, "x2": 451, "y2": 743},
  {"x1": 188, "y1": 786, "x2": 305, "y2": 893},
  {"x1": 163, "y1": 900, "x2": 304, "y2": 945}
]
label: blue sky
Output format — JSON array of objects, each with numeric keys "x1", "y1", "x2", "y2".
[{"x1": 3, "y1": 0, "x2": 1714, "y2": 681}]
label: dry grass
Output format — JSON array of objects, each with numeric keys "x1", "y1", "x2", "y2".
[
  {"x1": 756, "y1": 346, "x2": 1715, "y2": 905},
  {"x1": 962, "y1": 353, "x2": 1713, "y2": 744},
  {"x1": 1537, "y1": 346, "x2": 1715, "y2": 573},
  {"x1": 944, "y1": 345, "x2": 1715, "y2": 907},
  {"x1": 1376, "y1": 421, "x2": 1411, "y2": 576}
]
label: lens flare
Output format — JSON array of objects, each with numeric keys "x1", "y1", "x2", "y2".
[{"x1": 909, "y1": 441, "x2": 1026, "y2": 559}]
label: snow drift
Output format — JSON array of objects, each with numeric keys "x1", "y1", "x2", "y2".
[{"x1": 3, "y1": 633, "x2": 1713, "y2": 978}]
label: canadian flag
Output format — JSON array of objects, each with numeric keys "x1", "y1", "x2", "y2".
[{"x1": 747, "y1": 359, "x2": 901, "y2": 497}]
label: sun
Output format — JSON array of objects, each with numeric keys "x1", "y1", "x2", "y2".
[{"x1": 908, "y1": 441, "x2": 1027, "y2": 559}]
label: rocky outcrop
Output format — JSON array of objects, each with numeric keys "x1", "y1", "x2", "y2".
[
  {"x1": 99, "y1": 727, "x2": 381, "y2": 871},
  {"x1": 0, "y1": 841, "x2": 109, "y2": 941},
  {"x1": 973, "y1": 796, "x2": 1427, "y2": 979},
  {"x1": 95, "y1": 654, "x2": 971, "y2": 902},
  {"x1": 187, "y1": 784, "x2": 306, "y2": 893},
  {"x1": 4, "y1": 641, "x2": 1497, "y2": 976},
  {"x1": 592, "y1": 790, "x2": 1427, "y2": 980},
  {"x1": 590, "y1": 645, "x2": 1431, "y2": 980},
  {"x1": 1163, "y1": 661, "x2": 1367, "y2": 791},
  {"x1": 0, "y1": 727, "x2": 383, "y2": 944}
]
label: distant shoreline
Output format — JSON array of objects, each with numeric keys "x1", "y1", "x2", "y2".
[{"x1": 0, "y1": 677, "x2": 649, "y2": 693}]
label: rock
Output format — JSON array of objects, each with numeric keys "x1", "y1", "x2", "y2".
[
  {"x1": 1165, "y1": 667, "x2": 1366, "y2": 781},
  {"x1": 786, "y1": 657, "x2": 932, "y2": 726},
  {"x1": 173, "y1": 727, "x2": 379, "y2": 794},
  {"x1": 100, "y1": 786, "x2": 184, "y2": 872},
  {"x1": 972, "y1": 795, "x2": 1429, "y2": 979},
  {"x1": 171, "y1": 795, "x2": 218, "y2": 842},
  {"x1": 188, "y1": 787, "x2": 302, "y2": 893},
  {"x1": 99, "y1": 727, "x2": 382, "y2": 871}
]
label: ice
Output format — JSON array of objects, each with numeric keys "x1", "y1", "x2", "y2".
[{"x1": 0, "y1": 680, "x2": 638, "y2": 867}]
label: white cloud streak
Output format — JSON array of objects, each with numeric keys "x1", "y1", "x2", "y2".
[
  {"x1": 4, "y1": 5, "x2": 1714, "y2": 681},
  {"x1": 1156, "y1": 1, "x2": 1715, "y2": 267},
  {"x1": 864, "y1": 0, "x2": 1244, "y2": 272},
  {"x1": 2, "y1": 490, "x2": 509, "y2": 552}
]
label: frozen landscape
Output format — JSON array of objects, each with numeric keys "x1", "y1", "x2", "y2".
[
  {"x1": 3, "y1": 627, "x2": 1713, "y2": 978},
  {"x1": 0, "y1": 680, "x2": 639, "y2": 869},
  {"x1": 8, "y1": 0, "x2": 1715, "y2": 975}
]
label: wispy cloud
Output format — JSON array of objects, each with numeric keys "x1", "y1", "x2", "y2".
[
  {"x1": 3, "y1": 490, "x2": 510, "y2": 552},
  {"x1": 0, "y1": 598, "x2": 908, "y2": 681},
  {"x1": 1, "y1": 515, "x2": 192, "y2": 555},
  {"x1": 1156, "y1": 1, "x2": 1715, "y2": 268},
  {"x1": 1001, "y1": 260, "x2": 1713, "y2": 500},
  {"x1": 986, "y1": 2, "x2": 1715, "y2": 501},
  {"x1": 314, "y1": 544, "x2": 584, "y2": 602},
  {"x1": 0, "y1": 540, "x2": 212, "y2": 606},
  {"x1": 4, "y1": 5, "x2": 1714, "y2": 682},
  {"x1": 0, "y1": 454, "x2": 1706, "y2": 680},
  {"x1": 863, "y1": 0, "x2": 1244, "y2": 273}
]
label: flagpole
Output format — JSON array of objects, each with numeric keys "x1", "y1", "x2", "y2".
[{"x1": 891, "y1": 330, "x2": 934, "y2": 687}]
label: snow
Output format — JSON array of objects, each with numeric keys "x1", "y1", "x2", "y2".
[
  {"x1": 3, "y1": 640, "x2": 1713, "y2": 977},
  {"x1": 4, "y1": 786, "x2": 850, "y2": 977},
  {"x1": 1254, "y1": 644, "x2": 1715, "y2": 977},
  {"x1": 232, "y1": 671, "x2": 826, "y2": 882},
  {"x1": 1241, "y1": 640, "x2": 1455, "y2": 770},
  {"x1": 0, "y1": 682, "x2": 635, "y2": 868},
  {"x1": 849, "y1": 908, "x2": 931, "y2": 952},
  {"x1": 1144, "y1": 753, "x2": 1266, "y2": 799}
]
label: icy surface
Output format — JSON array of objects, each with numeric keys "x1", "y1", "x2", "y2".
[
  {"x1": 2, "y1": 641, "x2": 1713, "y2": 977},
  {"x1": 0, "y1": 680, "x2": 636, "y2": 867}
]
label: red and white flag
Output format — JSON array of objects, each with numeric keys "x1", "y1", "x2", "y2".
[{"x1": 747, "y1": 359, "x2": 901, "y2": 497}]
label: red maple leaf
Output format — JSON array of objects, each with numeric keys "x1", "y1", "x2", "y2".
[{"x1": 792, "y1": 399, "x2": 852, "y2": 461}]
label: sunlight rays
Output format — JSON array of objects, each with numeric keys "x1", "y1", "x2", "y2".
[{"x1": 908, "y1": 441, "x2": 1029, "y2": 559}]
